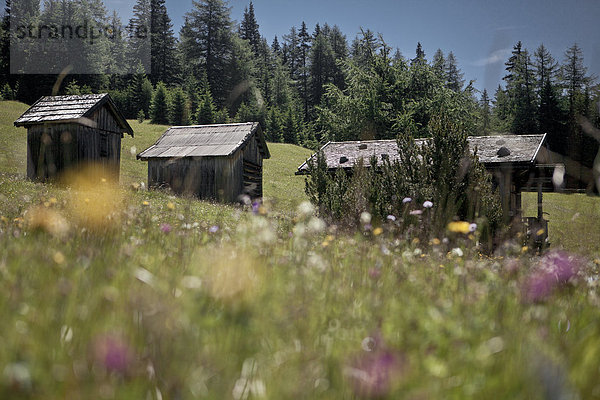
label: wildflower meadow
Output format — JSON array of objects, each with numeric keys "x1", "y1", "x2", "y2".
[{"x1": 1, "y1": 101, "x2": 600, "y2": 399}]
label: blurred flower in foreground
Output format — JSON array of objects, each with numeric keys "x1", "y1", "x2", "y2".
[
  {"x1": 63, "y1": 165, "x2": 124, "y2": 231},
  {"x1": 3, "y1": 362, "x2": 32, "y2": 392},
  {"x1": 345, "y1": 338, "x2": 407, "y2": 398},
  {"x1": 297, "y1": 201, "x2": 315, "y2": 218},
  {"x1": 360, "y1": 212, "x2": 372, "y2": 225},
  {"x1": 523, "y1": 251, "x2": 581, "y2": 303},
  {"x1": 92, "y1": 333, "x2": 133, "y2": 375},
  {"x1": 160, "y1": 223, "x2": 172, "y2": 234},
  {"x1": 409, "y1": 210, "x2": 422, "y2": 216},
  {"x1": 25, "y1": 205, "x2": 69, "y2": 238},
  {"x1": 195, "y1": 246, "x2": 262, "y2": 306},
  {"x1": 447, "y1": 221, "x2": 471, "y2": 234}
]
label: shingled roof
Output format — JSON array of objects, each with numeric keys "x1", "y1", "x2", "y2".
[
  {"x1": 14, "y1": 94, "x2": 133, "y2": 136},
  {"x1": 296, "y1": 134, "x2": 547, "y2": 174},
  {"x1": 137, "y1": 123, "x2": 270, "y2": 160}
]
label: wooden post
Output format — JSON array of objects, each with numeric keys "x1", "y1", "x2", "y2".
[{"x1": 537, "y1": 181, "x2": 543, "y2": 221}]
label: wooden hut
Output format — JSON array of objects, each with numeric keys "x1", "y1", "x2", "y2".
[
  {"x1": 137, "y1": 123, "x2": 270, "y2": 202},
  {"x1": 297, "y1": 134, "x2": 557, "y2": 223},
  {"x1": 14, "y1": 94, "x2": 133, "y2": 181}
]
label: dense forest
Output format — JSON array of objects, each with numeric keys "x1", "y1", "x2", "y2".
[{"x1": 1, "y1": 0, "x2": 599, "y2": 156}]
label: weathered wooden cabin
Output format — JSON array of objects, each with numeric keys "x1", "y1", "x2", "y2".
[
  {"x1": 297, "y1": 134, "x2": 556, "y2": 223},
  {"x1": 137, "y1": 123, "x2": 270, "y2": 202},
  {"x1": 14, "y1": 94, "x2": 133, "y2": 181}
]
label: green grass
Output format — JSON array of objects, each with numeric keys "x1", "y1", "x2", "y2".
[
  {"x1": 1, "y1": 101, "x2": 600, "y2": 399},
  {"x1": 522, "y1": 192, "x2": 600, "y2": 255},
  {"x1": 0, "y1": 101, "x2": 29, "y2": 175}
]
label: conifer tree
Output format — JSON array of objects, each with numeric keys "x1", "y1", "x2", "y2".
[
  {"x1": 445, "y1": 52, "x2": 464, "y2": 92},
  {"x1": 170, "y1": 87, "x2": 191, "y2": 125},
  {"x1": 297, "y1": 21, "x2": 311, "y2": 120},
  {"x1": 478, "y1": 89, "x2": 491, "y2": 135},
  {"x1": 271, "y1": 36, "x2": 281, "y2": 57},
  {"x1": 150, "y1": 0, "x2": 178, "y2": 85},
  {"x1": 503, "y1": 42, "x2": 537, "y2": 134},
  {"x1": 197, "y1": 89, "x2": 216, "y2": 124},
  {"x1": 282, "y1": 107, "x2": 299, "y2": 144},
  {"x1": 151, "y1": 82, "x2": 170, "y2": 124},
  {"x1": 310, "y1": 32, "x2": 335, "y2": 107},
  {"x1": 128, "y1": 0, "x2": 152, "y2": 73},
  {"x1": 240, "y1": 1, "x2": 260, "y2": 55},
  {"x1": 432, "y1": 49, "x2": 445, "y2": 81},
  {"x1": 411, "y1": 42, "x2": 426, "y2": 66},
  {"x1": 180, "y1": 0, "x2": 233, "y2": 106}
]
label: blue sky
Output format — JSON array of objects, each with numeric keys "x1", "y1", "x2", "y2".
[{"x1": 14, "y1": 0, "x2": 600, "y2": 95}]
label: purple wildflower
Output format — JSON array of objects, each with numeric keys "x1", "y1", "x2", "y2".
[
  {"x1": 93, "y1": 333, "x2": 133, "y2": 374},
  {"x1": 209, "y1": 225, "x2": 219, "y2": 233},
  {"x1": 252, "y1": 202, "x2": 261, "y2": 215},
  {"x1": 523, "y1": 251, "x2": 580, "y2": 303},
  {"x1": 402, "y1": 197, "x2": 412, "y2": 204},
  {"x1": 160, "y1": 223, "x2": 172, "y2": 234},
  {"x1": 368, "y1": 268, "x2": 381, "y2": 280},
  {"x1": 409, "y1": 210, "x2": 423, "y2": 216},
  {"x1": 346, "y1": 351, "x2": 406, "y2": 398},
  {"x1": 469, "y1": 223, "x2": 477, "y2": 232},
  {"x1": 423, "y1": 201, "x2": 433, "y2": 208},
  {"x1": 386, "y1": 215, "x2": 396, "y2": 222}
]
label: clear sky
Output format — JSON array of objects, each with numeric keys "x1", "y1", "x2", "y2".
[{"x1": 15, "y1": 0, "x2": 600, "y2": 95}]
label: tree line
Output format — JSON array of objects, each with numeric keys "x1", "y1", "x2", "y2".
[{"x1": 1, "y1": 0, "x2": 598, "y2": 157}]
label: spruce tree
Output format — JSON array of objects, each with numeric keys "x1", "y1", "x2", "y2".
[
  {"x1": 432, "y1": 49, "x2": 445, "y2": 81},
  {"x1": 240, "y1": 1, "x2": 260, "y2": 55},
  {"x1": 128, "y1": 0, "x2": 152, "y2": 73},
  {"x1": 150, "y1": 0, "x2": 178, "y2": 85},
  {"x1": 180, "y1": 0, "x2": 233, "y2": 106},
  {"x1": 282, "y1": 107, "x2": 299, "y2": 144},
  {"x1": 478, "y1": 89, "x2": 491, "y2": 135},
  {"x1": 170, "y1": 87, "x2": 191, "y2": 125},
  {"x1": 310, "y1": 32, "x2": 335, "y2": 108},
  {"x1": 151, "y1": 82, "x2": 170, "y2": 125},
  {"x1": 197, "y1": 89, "x2": 216, "y2": 124},
  {"x1": 411, "y1": 42, "x2": 426, "y2": 66},
  {"x1": 503, "y1": 42, "x2": 537, "y2": 134},
  {"x1": 297, "y1": 21, "x2": 311, "y2": 120},
  {"x1": 445, "y1": 52, "x2": 464, "y2": 92},
  {"x1": 271, "y1": 36, "x2": 281, "y2": 57}
]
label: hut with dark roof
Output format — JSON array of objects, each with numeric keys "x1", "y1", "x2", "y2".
[
  {"x1": 14, "y1": 94, "x2": 133, "y2": 181},
  {"x1": 297, "y1": 134, "x2": 557, "y2": 223},
  {"x1": 137, "y1": 123, "x2": 270, "y2": 202}
]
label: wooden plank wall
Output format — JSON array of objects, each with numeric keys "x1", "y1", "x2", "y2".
[{"x1": 26, "y1": 124, "x2": 78, "y2": 181}]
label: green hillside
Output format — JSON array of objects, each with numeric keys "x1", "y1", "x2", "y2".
[
  {"x1": 1, "y1": 101, "x2": 313, "y2": 210},
  {"x1": 0, "y1": 101, "x2": 29, "y2": 175}
]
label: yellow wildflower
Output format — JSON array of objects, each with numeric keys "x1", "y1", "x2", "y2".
[
  {"x1": 373, "y1": 227, "x2": 383, "y2": 236},
  {"x1": 447, "y1": 221, "x2": 471, "y2": 234},
  {"x1": 53, "y1": 251, "x2": 65, "y2": 265}
]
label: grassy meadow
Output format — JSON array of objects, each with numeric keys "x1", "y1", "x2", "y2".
[{"x1": 1, "y1": 100, "x2": 600, "y2": 399}]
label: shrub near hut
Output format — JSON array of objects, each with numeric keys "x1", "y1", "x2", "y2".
[{"x1": 305, "y1": 113, "x2": 503, "y2": 241}]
